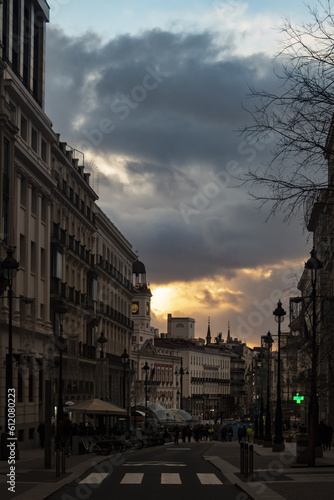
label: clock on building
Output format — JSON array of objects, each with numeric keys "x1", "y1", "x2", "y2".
[{"x1": 132, "y1": 302, "x2": 139, "y2": 314}]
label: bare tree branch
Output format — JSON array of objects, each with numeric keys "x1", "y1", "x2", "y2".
[{"x1": 241, "y1": 1, "x2": 334, "y2": 223}]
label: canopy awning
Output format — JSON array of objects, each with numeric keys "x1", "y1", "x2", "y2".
[{"x1": 69, "y1": 398, "x2": 127, "y2": 415}]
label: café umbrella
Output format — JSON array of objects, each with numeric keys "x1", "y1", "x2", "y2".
[{"x1": 69, "y1": 398, "x2": 127, "y2": 415}]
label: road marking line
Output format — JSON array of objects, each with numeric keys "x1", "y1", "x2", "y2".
[
  {"x1": 120, "y1": 473, "x2": 144, "y2": 484},
  {"x1": 161, "y1": 473, "x2": 182, "y2": 484},
  {"x1": 79, "y1": 473, "x2": 108, "y2": 484},
  {"x1": 166, "y1": 448, "x2": 191, "y2": 451},
  {"x1": 197, "y1": 473, "x2": 223, "y2": 485},
  {"x1": 123, "y1": 461, "x2": 187, "y2": 466}
]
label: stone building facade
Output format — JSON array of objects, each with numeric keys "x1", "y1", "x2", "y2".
[{"x1": 0, "y1": 0, "x2": 136, "y2": 449}]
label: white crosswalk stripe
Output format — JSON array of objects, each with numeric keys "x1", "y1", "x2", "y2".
[
  {"x1": 161, "y1": 473, "x2": 182, "y2": 484},
  {"x1": 119, "y1": 472, "x2": 223, "y2": 485},
  {"x1": 121, "y1": 473, "x2": 144, "y2": 484},
  {"x1": 79, "y1": 473, "x2": 109, "y2": 484},
  {"x1": 196, "y1": 473, "x2": 223, "y2": 484}
]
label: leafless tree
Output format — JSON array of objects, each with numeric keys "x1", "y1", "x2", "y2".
[{"x1": 241, "y1": 0, "x2": 334, "y2": 223}]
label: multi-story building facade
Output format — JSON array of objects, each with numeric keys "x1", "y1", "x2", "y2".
[
  {"x1": 0, "y1": 0, "x2": 137, "y2": 450},
  {"x1": 281, "y1": 117, "x2": 334, "y2": 429},
  {"x1": 94, "y1": 205, "x2": 135, "y2": 407},
  {"x1": 166, "y1": 313, "x2": 195, "y2": 339},
  {"x1": 287, "y1": 118, "x2": 334, "y2": 428},
  {"x1": 154, "y1": 335, "x2": 231, "y2": 421},
  {"x1": 214, "y1": 327, "x2": 251, "y2": 418},
  {"x1": 0, "y1": 0, "x2": 54, "y2": 451},
  {"x1": 132, "y1": 339, "x2": 181, "y2": 411}
]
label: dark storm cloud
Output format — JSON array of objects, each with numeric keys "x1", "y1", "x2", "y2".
[
  {"x1": 45, "y1": 26, "x2": 306, "y2": 285},
  {"x1": 45, "y1": 26, "x2": 271, "y2": 166}
]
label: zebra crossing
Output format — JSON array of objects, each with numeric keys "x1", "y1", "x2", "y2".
[{"x1": 80, "y1": 471, "x2": 223, "y2": 486}]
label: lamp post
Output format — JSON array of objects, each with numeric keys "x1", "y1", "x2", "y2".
[
  {"x1": 305, "y1": 248, "x2": 323, "y2": 467},
  {"x1": 263, "y1": 331, "x2": 274, "y2": 446},
  {"x1": 1, "y1": 248, "x2": 19, "y2": 458},
  {"x1": 273, "y1": 300, "x2": 286, "y2": 451},
  {"x1": 1, "y1": 249, "x2": 19, "y2": 397},
  {"x1": 143, "y1": 361, "x2": 150, "y2": 423},
  {"x1": 54, "y1": 301, "x2": 68, "y2": 436},
  {"x1": 176, "y1": 390, "x2": 180, "y2": 409},
  {"x1": 175, "y1": 357, "x2": 188, "y2": 410},
  {"x1": 121, "y1": 348, "x2": 129, "y2": 409},
  {"x1": 258, "y1": 341, "x2": 265, "y2": 443},
  {"x1": 97, "y1": 331, "x2": 107, "y2": 358}
]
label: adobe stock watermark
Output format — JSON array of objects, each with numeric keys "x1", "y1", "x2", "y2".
[
  {"x1": 236, "y1": 266, "x2": 301, "y2": 338},
  {"x1": 212, "y1": 0, "x2": 241, "y2": 18},
  {"x1": 77, "y1": 65, "x2": 167, "y2": 152},
  {"x1": 48, "y1": 0, "x2": 72, "y2": 18},
  {"x1": 235, "y1": 444, "x2": 296, "y2": 499},
  {"x1": 178, "y1": 161, "x2": 242, "y2": 225},
  {"x1": 178, "y1": 130, "x2": 274, "y2": 226}
]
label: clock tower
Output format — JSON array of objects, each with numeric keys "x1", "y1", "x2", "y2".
[{"x1": 132, "y1": 259, "x2": 154, "y2": 346}]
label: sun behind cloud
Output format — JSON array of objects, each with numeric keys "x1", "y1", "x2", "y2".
[{"x1": 151, "y1": 278, "x2": 244, "y2": 321}]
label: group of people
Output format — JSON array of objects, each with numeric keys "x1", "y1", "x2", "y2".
[
  {"x1": 37, "y1": 414, "x2": 74, "y2": 457},
  {"x1": 317, "y1": 421, "x2": 333, "y2": 450},
  {"x1": 220, "y1": 425, "x2": 254, "y2": 443},
  {"x1": 220, "y1": 426, "x2": 233, "y2": 441},
  {"x1": 170, "y1": 424, "x2": 215, "y2": 445}
]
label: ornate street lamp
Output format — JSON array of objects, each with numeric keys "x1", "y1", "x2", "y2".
[
  {"x1": 175, "y1": 357, "x2": 188, "y2": 410},
  {"x1": 142, "y1": 361, "x2": 150, "y2": 422},
  {"x1": 97, "y1": 330, "x2": 107, "y2": 358},
  {"x1": 258, "y1": 340, "x2": 265, "y2": 443},
  {"x1": 273, "y1": 300, "x2": 286, "y2": 451},
  {"x1": 1, "y1": 249, "x2": 19, "y2": 393},
  {"x1": 0, "y1": 248, "x2": 19, "y2": 458},
  {"x1": 121, "y1": 348, "x2": 129, "y2": 409},
  {"x1": 263, "y1": 331, "x2": 274, "y2": 446},
  {"x1": 305, "y1": 248, "x2": 322, "y2": 467}
]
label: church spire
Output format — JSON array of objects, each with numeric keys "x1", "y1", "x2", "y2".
[
  {"x1": 206, "y1": 317, "x2": 211, "y2": 345},
  {"x1": 227, "y1": 321, "x2": 232, "y2": 342}
]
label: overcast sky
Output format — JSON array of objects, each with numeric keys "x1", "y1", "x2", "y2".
[{"x1": 45, "y1": 0, "x2": 315, "y2": 345}]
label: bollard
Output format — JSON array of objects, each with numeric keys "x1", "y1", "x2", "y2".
[
  {"x1": 244, "y1": 443, "x2": 249, "y2": 479},
  {"x1": 249, "y1": 444, "x2": 254, "y2": 481},
  {"x1": 56, "y1": 444, "x2": 60, "y2": 477},
  {"x1": 240, "y1": 442, "x2": 245, "y2": 475},
  {"x1": 61, "y1": 445, "x2": 66, "y2": 474}
]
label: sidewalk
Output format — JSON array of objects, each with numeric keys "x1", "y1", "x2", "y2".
[
  {"x1": 0, "y1": 447, "x2": 110, "y2": 500},
  {"x1": 204, "y1": 440, "x2": 334, "y2": 500}
]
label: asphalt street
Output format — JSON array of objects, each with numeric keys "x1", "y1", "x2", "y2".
[{"x1": 46, "y1": 441, "x2": 250, "y2": 500}]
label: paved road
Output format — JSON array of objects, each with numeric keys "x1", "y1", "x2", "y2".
[{"x1": 47, "y1": 442, "x2": 250, "y2": 500}]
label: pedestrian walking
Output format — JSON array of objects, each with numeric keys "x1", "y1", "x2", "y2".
[
  {"x1": 238, "y1": 427, "x2": 242, "y2": 443},
  {"x1": 58, "y1": 413, "x2": 72, "y2": 457},
  {"x1": 317, "y1": 420, "x2": 327, "y2": 450},
  {"x1": 326, "y1": 422, "x2": 333, "y2": 450},
  {"x1": 173, "y1": 425, "x2": 180, "y2": 445},
  {"x1": 228, "y1": 426, "x2": 233, "y2": 441},
  {"x1": 247, "y1": 426, "x2": 254, "y2": 443},
  {"x1": 194, "y1": 426, "x2": 200, "y2": 442}
]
